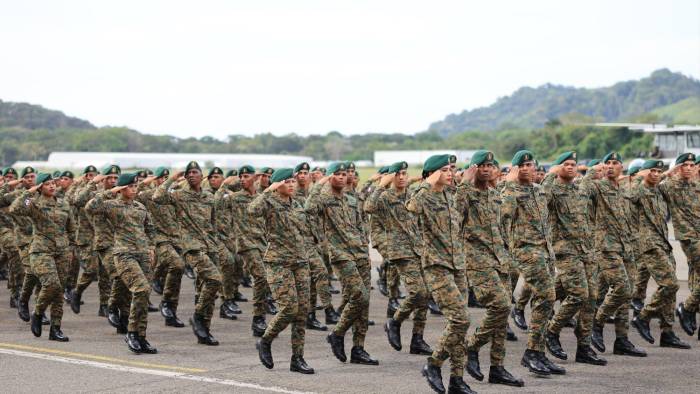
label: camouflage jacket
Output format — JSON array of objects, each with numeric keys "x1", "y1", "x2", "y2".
[
  {"x1": 346, "y1": 188, "x2": 369, "y2": 244},
  {"x1": 86, "y1": 191, "x2": 155, "y2": 255},
  {"x1": 305, "y1": 182, "x2": 368, "y2": 263},
  {"x1": 406, "y1": 182, "x2": 464, "y2": 270},
  {"x1": 658, "y1": 177, "x2": 700, "y2": 241},
  {"x1": 500, "y1": 181, "x2": 554, "y2": 259},
  {"x1": 0, "y1": 184, "x2": 34, "y2": 247},
  {"x1": 455, "y1": 182, "x2": 512, "y2": 272},
  {"x1": 138, "y1": 187, "x2": 182, "y2": 248},
  {"x1": 248, "y1": 190, "x2": 307, "y2": 265},
  {"x1": 77, "y1": 182, "x2": 117, "y2": 250},
  {"x1": 9, "y1": 191, "x2": 76, "y2": 254},
  {"x1": 229, "y1": 189, "x2": 267, "y2": 253},
  {"x1": 68, "y1": 181, "x2": 95, "y2": 247},
  {"x1": 292, "y1": 186, "x2": 322, "y2": 246},
  {"x1": 364, "y1": 186, "x2": 421, "y2": 261},
  {"x1": 628, "y1": 181, "x2": 672, "y2": 253},
  {"x1": 213, "y1": 187, "x2": 239, "y2": 252},
  {"x1": 541, "y1": 173, "x2": 591, "y2": 256},
  {"x1": 578, "y1": 176, "x2": 633, "y2": 254},
  {"x1": 153, "y1": 178, "x2": 218, "y2": 254}
]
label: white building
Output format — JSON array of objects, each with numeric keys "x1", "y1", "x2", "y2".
[{"x1": 374, "y1": 150, "x2": 478, "y2": 167}]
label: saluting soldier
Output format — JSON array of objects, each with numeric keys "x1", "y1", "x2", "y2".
[{"x1": 0, "y1": 167, "x2": 23, "y2": 310}]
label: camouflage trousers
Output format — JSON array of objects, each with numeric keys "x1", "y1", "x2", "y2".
[
  {"x1": 379, "y1": 258, "x2": 401, "y2": 298},
  {"x1": 184, "y1": 250, "x2": 222, "y2": 329},
  {"x1": 391, "y1": 257, "x2": 428, "y2": 335},
  {"x1": 466, "y1": 267, "x2": 510, "y2": 366},
  {"x1": 64, "y1": 246, "x2": 80, "y2": 290},
  {"x1": 114, "y1": 253, "x2": 152, "y2": 336},
  {"x1": 424, "y1": 265, "x2": 469, "y2": 378},
  {"x1": 1, "y1": 231, "x2": 22, "y2": 299},
  {"x1": 96, "y1": 247, "x2": 126, "y2": 311},
  {"x1": 633, "y1": 260, "x2": 651, "y2": 302},
  {"x1": 307, "y1": 243, "x2": 331, "y2": 309},
  {"x1": 594, "y1": 251, "x2": 636, "y2": 337},
  {"x1": 240, "y1": 249, "x2": 269, "y2": 317},
  {"x1": 333, "y1": 257, "x2": 371, "y2": 347},
  {"x1": 19, "y1": 247, "x2": 41, "y2": 305},
  {"x1": 202, "y1": 243, "x2": 235, "y2": 303},
  {"x1": 30, "y1": 252, "x2": 68, "y2": 326},
  {"x1": 75, "y1": 244, "x2": 110, "y2": 305},
  {"x1": 155, "y1": 242, "x2": 185, "y2": 308},
  {"x1": 262, "y1": 261, "x2": 310, "y2": 356},
  {"x1": 515, "y1": 250, "x2": 556, "y2": 352},
  {"x1": 550, "y1": 254, "x2": 598, "y2": 347},
  {"x1": 680, "y1": 239, "x2": 700, "y2": 312},
  {"x1": 638, "y1": 247, "x2": 678, "y2": 331}
]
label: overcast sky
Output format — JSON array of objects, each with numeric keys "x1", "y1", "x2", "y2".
[{"x1": 2, "y1": 0, "x2": 699, "y2": 138}]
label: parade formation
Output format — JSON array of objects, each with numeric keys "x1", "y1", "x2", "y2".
[{"x1": 2, "y1": 149, "x2": 700, "y2": 394}]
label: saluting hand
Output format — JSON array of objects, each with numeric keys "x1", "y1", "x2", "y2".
[
  {"x1": 110, "y1": 185, "x2": 127, "y2": 193},
  {"x1": 7, "y1": 179, "x2": 22, "y2": 187},
  {"x1": 142, "y1": 175, "x2": 157, "y2": 185},
  {"x1": 369, "y1": 173, "x2": 382, "y2": 182},
  {"x1": 91, "y1": 174, "x2": 106, "y2": 184},
  {"x1": 426, "y1": 169, "x2": 442, "y2": 186},
  {"x1": 461, "y1": 165, "x2": 477, "y2": 184},
  {"x1": 318, "y1": 176, "x2": 330, "y2": 185},
  {"x1": 28, "y1": 184, "x2": 41, "y2": 193},
  {"x1": 505, "y1": 166, "x2": 519, "y2": 182},
  {"x1": 223, "y1": 175, "x2": 239, "y2": 185},
  {"x1": 266, "y1": 181, "x2": 284, "y2": 192},
  {"x1": 171, "y1": 170, "x2": 185, "y2": 181},
  {"x1": 379, "y1": 173, "x2": 395, "y2": 188}
]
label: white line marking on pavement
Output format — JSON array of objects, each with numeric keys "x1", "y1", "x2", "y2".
[{"x1": 0, "y1": 348, "x2": 316, "y2": 394}]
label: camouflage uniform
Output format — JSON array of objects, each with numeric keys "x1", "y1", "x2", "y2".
[
  {"x1": 501, "y1": 181, "x2": 556, "y2": 353},
  {"x1": 406, "y1": 182, "x2": 468, "y2": 378},
  {"x1": 153, "y1": 177, "x2": 222, "y2": 330},
  {"x1": 249, "y1": 190, "x2": 310, "y2": 356},
  {"x1": 213, "y1": 186, "x2": 242, "y2": 305},
  {"x1": 0, "y1": 185, "x2": 23, "y2": 303},
  {"x1": 10, "y1": 191, "x2": 75, "y2": 326},
  {"x1": 455, "y1": 182, "x2": 512, "y2": 366},
  {"x1": 87, "y1": 191, "x2": 155, "y2": 336}
]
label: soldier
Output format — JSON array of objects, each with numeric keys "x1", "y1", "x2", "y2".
[
  {"x1": 501, "y1": 150, "x2": 564, "y2": 376},
  {"x1": 251, "y1": 168, "x2": 315, "y2": 374},
  {"x1": 257, "y1": 167, "x2": 274, "y2": 192},
  {"x1": 535, "y1": 164, "x2": 546, "y2": 184},
  {"x1": 305, "y1": 162, "x2": 379, "y2": 366},
  {"x1": 365, "y1": 161, "x2": 433, "y2": 356},
  {"x1": 230, "y1": 165, "x2": 272, "y2": 337},
  {"x1": 406, "y1": 155, "x2": 473, "y2": 394},
  {"x1": 10, "y1": 173, "x2": 75, "y2": 341},
  {"x1": 57, "y1": 170, "x2": 79, "y2": 303},
  {"x1": 152, "y1": 161, "x2": 223, "y2": 345},
  {"x1": 310, "y1": 166, "x2": 326, "y2": 183},
  {"x1": 542, "y1": 151, "x2": 607, "y2": 366},
  {"x1": 0, "y1": 167, "x2": 22, "y2": 309},
  {"x1": 585, "y1": 151, "x2": 647, "y2": 357},
  {"x1": 137, "y1": 167, "x2": 187, "y2": 327},
  {"x1": 456, "y1": 151, "x2": 524, "y2": 387},
  {"x1": 629, "y1": 159, "x2": 690, "y2": 349},
  {"x1": 86, "y1": 172, "x2": 158, "y2": 354}
]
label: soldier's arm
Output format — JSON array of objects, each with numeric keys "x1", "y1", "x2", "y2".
[
  {"x1": 65, "y1": 201, "x2": 78, "y2": 248},
  {"x1": 9, "y1": 190, "x2": 40, "y2": 218},
  {"x1": 73, "y1": 182, "x2": 98, "y2": 208},
  {"x1": 85, "y1": 190, "x2": 118, "y2": 221},
  {"x1": 247, "y1": 190, "x2": 271, "y2": 217},
  {"x1": 406, "y1": 183, "x2": 430, "y2": 214},
  {"x1": 363, "y1": 186, "x2": 386, "y2": 215},
  {"x1": 152, "y1": 177, "x2": 178, "y2": 205},
  {"x1": 499, "y1": 184, "x2": 517, "y2": 251},
  {"x1": 144, "y1": 208, "x2": 157, "y2": 245},
  {"x1": 304, "y1": 182, "x2": 325, "y2": 214},
  {"x1": 0, "y1": 184, "x2": 20, "y2": 207}
]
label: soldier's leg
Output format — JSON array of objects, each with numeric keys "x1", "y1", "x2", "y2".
[
  {"x1": 185, "y1": 251, "x2": 221, "y2": 329},
  {"x1": 351, "y1": 257, "x2": 371, "y2": 347},
  {"x1": 262, "y1": 263, "x2": 297, "y2": 342},
  {"x1": 241, "y1": 249, "x2": 268, "y2": 318},
  {"x1": 519, "y1": 253, "x2": 556, "y2": 352},
  {"x1": 633, "y1": 260, "x2": 650, "y2": 303},
  {"x1": 114, "y1": 254, "x2": 151, "y2": 337},
  {"x1": 515, "y1": 282, "x2": 532, "y2": 311},
  {"x1": 387, "y1": 262, "x2": 400, "y2": 299},
  {"x1": 30, "y1": 253, "x2": 63, "y2": 326},
  {"x1": 548, "y1": 255, "x2": 588, "y2": 335},
  {"x1": 65, "y1": 246, "x2": 80, "y2": 291},
  {"x1": 638, "y1": 248, "x2": 678, "y2": 332},
  {"x1": 680, "y1": 240, "x2": 700, "y2": 313},
  {"x1": 308, "y1": 247, "x2": 331, "y2": 309},
  {"x1": 577, "y1": 258, "x2": 599, "y2": 347},
  {"x1": 158, "y1": 243, "x2": 185, "y2": 309},
  {"x1": 332, "y1": 260, "x2": 369, "y2": 338},
  {"x1": 217, "y1": 245, "x2": 236, "y2": 302},
  {"x1": 612, "y1": 254, "x2": 637, "y2": 337},
  {"x1": 423, "y1": 265, "x2": 469, "y2": 378},
  {"x1": 393, "y1": 258, "x2": 429, "y2": 335},
  {"x1": 19, "y1": 250, "x2": 40, "y2": 305},
  {"x1": 7, "y1": 249, "x2": 22, "y2": 301},
  {"x1": 292, "y1": 264, "x2": 311, "y2": 356},
  {"x1": 466, "y1": 268, "x2": 510, "y2": 366},
  {"x1": 594, "y1": 253, "x2": 631, "y2": 335}
]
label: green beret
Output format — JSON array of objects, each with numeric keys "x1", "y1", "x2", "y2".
[
  {"x1": 696, "y1": 156, "x2": 700, "y2": 165},
  {"x1": 154, "y1": 167, "x2": 170, "y2": 179},
  {"x1": 60, "y1": 171, "x2": 74, "y2": 179},
  {"x1": 294, "y1": 162, "x2": 310, "y2": 174},
  {"x1": 35, "y1": 173, "x2": 52, "y2": 185},
  {"x1": 101, "y1": 164, "x2": 121, "y2": 176},
  {"x1": 327, "y1": 162, "x2": 347, "y2": 174},
  {"x1": 553, "y1": 151, "x2": 577, "y2": 166},
  {"x1": 318, "y1": 167, "x2": 326, "y2": 174},
  {"x1": 21, "y1": 166, "x2": 36, "y2": 178},
  {"x1": 537, "y1": 165, "x2": 546, "y2": 172},
  {"x1": 185, "y1": 161, "x2": 201, "y2": 173},
  {"x1": 259, "y1": 167, "x2": 274, "y2": 175},
  {"x1": 208, "y1": 167, "x2": 223, "y2": 178},
  {"x1": 493, "y1": 159, "x2": 500, "y2": 167},
  {"x1": 378, "y1": 166, "x2": 389, "y2": 174},
  {"x1": 641, "y1": 160, "x2": 664, "y2": 170},
  {"x1": 270, "y1": 168, "x2": 294, "y2": 183},
  {"x1": 675, "y1": 153, "x2": 697, "y2": 165},
  {"x1": 136, "y1": 169, "x2": 148, "y2": 178},
  {"x1": 345, "y1": 162, "x2": 356, "y2": 171},
  {"x1": 511, "y1": 150, "x2": 535, "y2": 166},
  {"x1": 117, "y1": 173, "x2": 138, "y2": 187},
  {"x1": 449, "y1": 155, "x2": 457, "y2": 164},
  {"x1": 423, "y1": 154, "x2": 450, "y2": 173},
  {"x1": 388, "y1": 161, "x2": 408, "y2": 174},
  {"x1": 225, "y1": 169, "x2": 238, "y2": 177},
  {"x1": 628, "y1": 165, "x2": 641, "y2": 176},
  {"x1": 470, "y1": 150, "x2": 495, "y2": 166},
  {"x1": 602, "y1": 151, "x2": 622, "y2": 163},
  {"x1": 52, "y1": 171, "x2": 61, "y2": 178},
  {"x1": 83, "y1": 165, "x2": 98, "y2": 175},
  {"x1": 588, "y1": 159, "x2": 601, "y2": 167},
  {"x1": 239, "y1": 165, "x2": 255, "y2": 175},
  {"x1": 2, "y1": 167, "x2": 17, "y2": 177}
]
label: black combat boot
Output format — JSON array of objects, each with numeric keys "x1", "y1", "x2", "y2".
[
  {"x1": 98, "y1": 304, "x2": 108, "y2": 317},
  {"x1": 251, "y1": 315, "x2": 267, "y2": 337},
  {"x1": 350, "y1": 346, "x2": 379, "y2": 365},
  {"x1": 489, "y1": 365, "x2": 524, "y2": 387},
  {"x1": 256, "y1": 338, "x2": 273, "y2": 369},
  {"x1": 377, "y1": 276, "x2": 388, "y2": 297},
  {"x1": 265, "y1": 296, "x2": 278, "y2": 315},
  {"x1": 575, "y1": 345, "x2": 607, "y2": 365},
  {"x1": 465, "y1": 350, "x2": 483, "y2": 381},
  {"x1": 117, "y1": 312, "x2": 129, "y2": 334},
  {"x1": 10, "y1": 295, "x2": 17, "y2": 308},
  {"x1": 30, "y1": 312, "x2": 42, "y2": 337},
  {"x1": 659, "y1": 331, "x2": 691, "y2": 349},
  {"x1": 189, "y1": 313, "x2": 208, "y2": 340},
  {"x1": 224, "y1": 299, "x2": 242, "y2": 314},
  {"x1": 151, "y1": 278, "x2": 163, "y2": 295},
  {"x1": 326, "y1": 332, "x2": 346, "y2": 362},
  {"x1": 138, "y1": 336, "x2": 157, "y2": 353},
  {"x1": 422, "y1": 364, "x2": 445, "y2": 394},
  {"x1": 199, "y1": 330, "x2": 219, "y2": 346},
  {"x1": 591, "y1": 323, "x2": 605, "y2": 352},
  {"x1": 506, "y1": 323, "x2": 518, "y2": 341},
  {"x1": 125, "y1": 332, "x2": 142, "y2": 353},
  {"x1": 49, "y1": 325, "x2": 69, "y2": 342},
  {"x1": 545, "y1": 330, "x2": 568, "y2": 360},
  {"x1": 325, "y1": 306, "x2": 339, "y2": 325},
  {"x1": 631, "y1": 315, "x2": 654, "y2": 344},
  {"x1": 184, "y1": 264, "x2": 195, "y2": 279},
  {"x1": 387, "y1": 298, "x2": 400, "y2": 318},
  {"x1": 385, "y1": 318, "x2": 402, "y2": 351},
  {"x1": 428, "y1": 298, "x2": 443, "y2": 315},
  {"x1": 467, "y1": 290, "x2": 483, "y2": 308},
  {"x1": 70, "y1": 289, "x2": 81, "y2": 314},
  {"x1": 147, "y1": 300, "x2": 158, "y2": 313},
  {"x1": 161, "y1": 301, "x2": 185, "y2": 327},
  {"x1": 511, "y1": 308, "x2": 527, "y2": 331},
  {"x1": 564, "y1": 317, "x2": 577, "y2": 328},
  {"x1": 537, "y1": 352, "x2": 565, "y2": 374},
  {"x1": 675, "y1": 304, "x2": 695, "y2": 336},
  {"x1": 234, "y1": 291, "x2": 248, "y2": 302},
  {"x1": 18, "y1": 301, "x2": 30, "y2": 322},
  {"x1": 306, "y1": 311, "x2": 327, "y2": 331},
  {"x1": 63, "y1": 287, "x2": 72, "y2": 303},
  {"x1": 447, "y1": 375, "x2": 476, "y2": 394},
  {"x1": 107, "y1": 306, "x2": 121, "y2": 328},
  {"x1": 219, "y1": 303, "x2": 238, "y2": 320},
  {"x1": 520, "y1": 349, "x2": 550, "y2": 376},
  {"x1": 290, "y1": 355, "x2": 314, "y2": 374},
  {"x1": 631, "y1": 298, "x2": 644, "y2": 314},
  {"x1": 41, "y1": 312, "x2": 50, "y2": 325},
  {"x1": 613, "y1": 337, "x2": 647, "y2": 357},
  {"x1": 409, "y1": 333, "x2": 433, "y2": 355},
  {"x1": 241, "y1": 275, "x2": 252, "y2": 288},
  {"x1": 329, "y1": 282, "x2": 340, "y2": 294}
]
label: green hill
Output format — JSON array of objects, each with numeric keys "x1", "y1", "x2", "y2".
[
  {"x1": 0, "y1": 99, "x2": 95, "y2": 130},
  {"x1": 429, "y1": 69, "x2": 700, "y2": 136},
  {"x1": 650, "y1": 97, "x2": 700, "y2": 124}
]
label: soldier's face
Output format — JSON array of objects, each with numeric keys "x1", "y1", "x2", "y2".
[
  {"x1": 436, "y1": 166, "x2": 453, "y2": 186},
  {"x1": 330, "y1": 171, "x2": 347, "y2": 191},
  {"x1": 259, "y1": 174, "x2": 271, "y2": 187},
  {"x1": 477, "y1": 163, "x2": 494, "y2": 182},
  {"x1": 22, "y1": 174, "x2": 36, "y2": 188},
  {"x1": 311, "y1": 171, "x2": 321, "y2": 182},
  {"x1": 295, "y1": 170, "x2": 309, "y2": 187},
  {"x1": 241, "y1": 173, "x2": 255, "y2": 189},
  {"x1": 560, "y1": 160, "x2": 577, "y2": 180},
  {"x1": 104, "y1": 175, "x2": 119, "y2": 189},
  {"x1": 4, "y1": 173, "x2": 16, "y2": 181},
  {"x1": 679, "y1": 161, "x2": 695, "y2": 180},
  {"x1": 394, "y1": 170, "x2": 408, "y2": 189},
  {"x1": 278, "y1": 179, "x2": 295, "y2": 197},
  {"x1": 605, "y1": 160, "x2": 622, "y2": 179},
  {"x1": 646, "y1": 168, "x2": 662, "y2": 185},
  {"x1": 121, "y1": 184, "x2": 138, "y2": 199},
  {"x1": 59, "y1": 177, "x2": 73, "y2": 189},
  {"x1": 186, "y1": 169, "x2": 203, "y2": 187},
  {"x1": 85, "y1": 172, "x2": 96, "y2": 181},
  {"x1": 40, "y1": 180, "x2": 57, "y2": 197},
  {"x1": 208, "y1": 174, "x2": 224, "y2": 189},
  {"x1": 518, "y1": 161, "x2": 535, "y2": 183}
]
